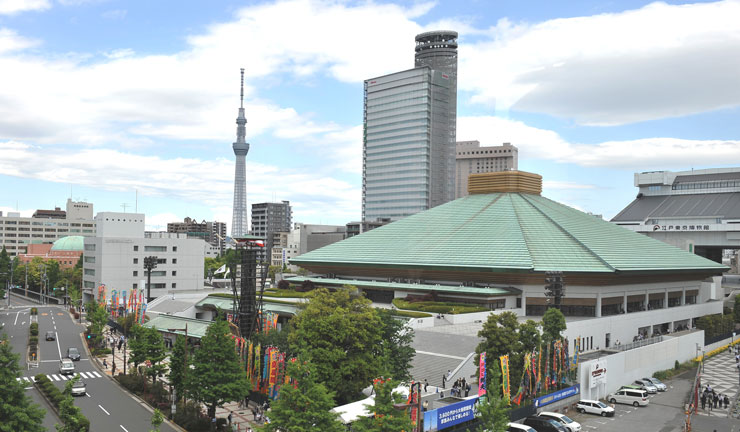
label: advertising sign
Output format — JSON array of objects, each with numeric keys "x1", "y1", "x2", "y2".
[
  {"x1": 422, "y1": 397, "x2": 478, "y2": 431},
  {"x1": 589, "y1": 360, "x2": 607, "y2": 388},
  {"x1": 533, "y1": 385, "x2": 580, "y2": 408}
]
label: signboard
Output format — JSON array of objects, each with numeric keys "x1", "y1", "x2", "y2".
[
  {"x1": 423, "y1": 398, "x2": 478, "y2": 431},
  {"x1": 534, "y1": 385, "x2": 580, "y2": 408},
  {"x1": 589, "y1": 360, "x2": 607, "y2": 388},
  {"x1": 653, "y1": 224, "x2": 711, "y2": 231}
]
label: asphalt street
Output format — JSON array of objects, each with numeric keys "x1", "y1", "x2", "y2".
[{"x1": 1, "y1": 299, "x2": 177, "y2": 432}]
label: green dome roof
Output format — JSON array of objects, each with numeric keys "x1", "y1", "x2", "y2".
[{"x1": 51, "y1": 236, "x2": 84, "y2": 252}]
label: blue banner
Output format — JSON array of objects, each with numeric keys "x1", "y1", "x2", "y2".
[
  {"x1": 533, "y1": 385, "x2": 580, "y2": 408},
  {"x1": 434, "y1": 398, "x2": 478, "y2": 430}
]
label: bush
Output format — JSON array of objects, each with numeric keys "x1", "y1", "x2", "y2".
[
  {"x1": 30, "y1": 307, "x2": 37, "y2": 315},
  {"x1": 391, "y1": 298, "x2": 489, "y2": 314},
  {"x1": 91, "y1": 347, "x2": 111, "y2": 357},
  {"x1": 30, "y1": 322, "x2": 38, "y2": 334},
  {"x1": 277, "y1": 279, "x2": 290, "y2": 290},
  {"x1": 387, "y1": 309, "x2": 433, "y2": 318},
  {"x1": 74, "y1": 312, "x2": 80, "y2": 319},
  {"x1": 29, "y1": 335, "x2": 38, "y2": 345},
  {"x1": 675, "y1": 360, "x2": 680, "y2": 370},
  {"x1": 173, "y1": 400, "x2": 211, "y2": 432}
]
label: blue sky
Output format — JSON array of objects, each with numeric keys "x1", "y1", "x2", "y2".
[{"x1": 1, "y1": 0, "x2": 739, "y2": 232}]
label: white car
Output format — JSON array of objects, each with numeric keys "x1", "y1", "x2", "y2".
[
  {"x1": 59, "y1": 359, "x2": 75, "y2": 375},
  {"x1": 507, "y1": 423, "x2": 537, "y2": 432},
  {"x1": 642, "y1": 377, "x2": 667, "y2": 391},
  {"x1": 71, "y1": 380, "x2": 86, "y2": 396},
  {"x1": 538, "y1": 412, "x2": 581, "y2": 432},
  {"x1": 576, "y1": 399, "x2": 615, "y2": 417},
  {"x1": 633, "y1": 379, "x2": 658, "y2": 394}
]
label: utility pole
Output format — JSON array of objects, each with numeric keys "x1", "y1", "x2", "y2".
[{"x1": 24, "y1": 263, "x2": 28, "y2": 298}]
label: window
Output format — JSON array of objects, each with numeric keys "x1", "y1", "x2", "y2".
[
  {"x1": 133, "y1": 271, "x2": 138, "y2": 277},
  {"x1": 84, "y1": 281, "x2": 95, "y2": 288},
  {"x1": 84, "y1": 269, "x2": 95, "y2": 276},
  {"x1": 156, "y1": 258, "x2": 167, "y2": 264},
  {"x1": 133, "y1": 258, "x2": 138, "y2": 264},
  {"x1": 172, "y1": 258, "x2": 177, "y2": 264},
  {"x1": 145, "y1": 246, "x2": 167, "y2": 252},
  {"x1": 84, "y1": 256, "x2": 95, "y2": 263},
  {"x1": 134, "y1": 245, "x2": 139, "y2": 251},
  {"x1": 133, "y1": 283, "x2": 138, "y2": 289},
  {"x1": 172, "y1": 283, "x2": 177, "y2": 289},
  {"x1": 151, "y1": 271, "x2": 166, "y2": 277},
  {"x1": 151, "y1": 283, "x2": 166, "y2": 289},
  {"x1": 173, "y1": 246, "x2": 178, "y2": 252},
  {"x1": 172, "y1": 271, "x2": 177, "y2": 276}
]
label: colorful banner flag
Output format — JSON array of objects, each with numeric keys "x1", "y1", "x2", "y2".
[
  {"x1": 499, "y1": 354, "x2": 509, "y2": 401},
  {"x1": 479, "y1": 352, "x2": 487, "y2": 396}
]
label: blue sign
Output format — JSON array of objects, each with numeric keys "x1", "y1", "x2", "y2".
[
  {"x1": 433, "y1": 398, "x2": 478, "y2": 430},
  {"x1": 534, "y1": 385, "x2": 580, "y2": 408}
]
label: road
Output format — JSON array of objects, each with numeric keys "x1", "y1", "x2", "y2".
[{"x1": 1, "y1": 302, "x2": 178, "y2": 432}]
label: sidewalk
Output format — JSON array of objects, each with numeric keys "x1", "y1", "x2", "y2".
[{"x1": 695, "y1": 349, "x2": 739, "y2": 418}]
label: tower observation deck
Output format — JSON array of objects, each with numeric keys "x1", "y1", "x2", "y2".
[{"x1": 231, "y1": 69, "x2": 250, "y2": 237}]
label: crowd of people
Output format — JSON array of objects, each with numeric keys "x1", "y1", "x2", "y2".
[{"x1": 700, "y1": 384, "x2": 730, "y2": 410}]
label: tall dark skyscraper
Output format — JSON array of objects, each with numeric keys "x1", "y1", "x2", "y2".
[
  {"x1": 231, "y1": 68, "x2": 249, "y2": 237},
  {"x1": 362, "y1": 31, "x2": 458, "y2": 222}
]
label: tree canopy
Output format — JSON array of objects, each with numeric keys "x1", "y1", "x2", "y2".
[
  {"x1": 186, "y1": 319, "x2": 250, "y2": 418},
  {"x1": 475, "y1": 359, "x2": 510, "y2": 432},
  {"x1": 168, "y1": 335, "x2": 188, "y2": 402},
  {"x1": 377, "y1": 309, "x2": 415, "y2": 382},
  {"x1": 351, "y1": 378, "x2": 414, "y2": 432},
  {"x1": 542, "y1": 308, "x2": 566, "y2": 344},
  {"x1": 129, "y1": 325, "x2": 168, "y2": 383},
  {"x1": 288, "y1": 287, "x2": 384, "y2": 404},
  {"x1": 0, "y1": 334, "x2": 45, "y2": 432},
  {"x1": 265, "y1": 360, "x2": 344, "y2": 432}
]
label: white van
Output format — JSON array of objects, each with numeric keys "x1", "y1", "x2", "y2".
[{"x1": 607, "y1": 388, "x2": 649, "y2": 407}]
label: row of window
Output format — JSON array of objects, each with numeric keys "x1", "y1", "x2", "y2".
[
  {"x1": 672, "y1": 180, "x2": 740, "y2": 190},
  {"x1": 0, "y1": 221, "x2": 94, "y2": 227},
  {"x1": 85, "y1": 281, "x2": 176, "y2": 290},
  {"x1": 84, "y1": 245, "x2": 178, "y2": 253}
]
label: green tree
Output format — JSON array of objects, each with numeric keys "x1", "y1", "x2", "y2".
[
  {"x1": 265, "y1": 360, "x2": 344, "y2": 432},
  {"x1": 541, "y1": 308, "x2": 567, "y2": 344},
  {"x1": 186, "y1": 319, "x2": 250, "y2": 419},
  {"x1": 116, "y1": 313, "x2": 137, "y2": 336},
  {"x1": 85, "y1": 301, "x2": 108, "y2": 347},
  {"x1": 352, "y1": 378, "x2": 414, "y2": 432},
  {"x1": 45, "y1": 260, "x2": 61, "y2": 295},
  {"x1": 149, "y1": 408, "x2": 164, "y2": 432},
  {"x1": 476, "y1": 359, "x2": 510, "y2": 432},
  {"x1": 289, "y1": 287, "x2": 384, "y2": 404},
  {"x1": 0, "y1": 246, "x2": 10, "y2": 296},
  {"x1": 267, "y1": 265, "x2": 282, "y2": 283},
  {"x1": 168, "y1": 335, "x2": 189, "y2": 402},
  {"x1": 56, "y1": 375, "x2": 90, "y2": 432},
  {"x1": 377, "y1": 309, "x2": 415, "y2": 382},
  {"x1": 129, "y1": 326, "x2": 168, "y2": 382},
  {"x1": 476, "y1": 312, "x2": 523, "y2": 383},
  {"x1": 0, "y1": 334, "x2": 45, "y2": 432},
  {"x1": 519, "y1": 320, "x2": 542, "y2": 353}
]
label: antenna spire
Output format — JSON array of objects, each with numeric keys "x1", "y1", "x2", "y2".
[{"x1": 240, "y1": 68, "x2": 244, "y2": 109}]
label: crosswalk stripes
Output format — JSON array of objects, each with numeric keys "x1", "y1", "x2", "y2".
[{"x1": 16, "y1": 371, "x2": 104, "y2": 384}]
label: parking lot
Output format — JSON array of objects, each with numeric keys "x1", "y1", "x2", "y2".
[{"x1": 564, "y1": 376, "x2": 693, "y2": 432}]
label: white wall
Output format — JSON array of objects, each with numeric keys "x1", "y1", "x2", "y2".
[{"x1": 577, "y1": 331, "x2": 704, "y2": 400}]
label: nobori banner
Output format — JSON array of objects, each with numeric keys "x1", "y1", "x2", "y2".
[
  {"x1": 424, "y1": 397, "x2": 479, "y2": 431},
  {"x1": 534, "y1": 385, "x2": 580, "y2": 408}
]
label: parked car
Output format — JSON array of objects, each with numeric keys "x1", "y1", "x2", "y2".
[
  {"x1": 538, "y1": 412, "x2": 581, "y2": 432},
  {"x1": 45, "y1": 331, "x2": 55, "y2": 341},
  {"x1": 608, "y1": 388, "x2": 649, "y2": 407},
  {"x1": 67, "y1": 347, "x2": 81, "y2": 361},
  {"x1": 507, "y1": 423, "x2": 537, "y2": 432},
  {"x1": 633, "y1": 379, "x2": 658, "y2": 394},
  {"x1": 576, "y1": 399, "x2": 615, "y2": 417},
  {"x1": 71, "y1": 380, "x2": 86, "y2": 396},
  {"x1": 523, "y1": 416, "x2": 569, "y2": 432},
  {"x1": 59, "y1": 359, "x2": 75, "y2": 375},
  {"x1": 642, "y1": 377, "x2": 667, "y2": 391}
]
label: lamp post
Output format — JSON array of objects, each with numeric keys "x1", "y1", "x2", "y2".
[{"x1": 143, "y1": 256, "x2": 158, "y2": 302}]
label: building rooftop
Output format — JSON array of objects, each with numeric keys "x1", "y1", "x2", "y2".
[
  {"x1": 144, "y1": 315, "x2": 213, "y2": 339},
  {"x1": 51, "y1": 236, "x2": 85, "y2": 251},
  {"x1": 284, "y1": 276, "x2": 516, "y2": 297},
  {"x1": 611, "y1": 192, "x2": 740, "y2": 222},
  {"x1": 293, "y1": 178, "x2": 726, "y2": 274}
]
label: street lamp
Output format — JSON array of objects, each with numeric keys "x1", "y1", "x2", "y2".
[{"x1": 143, "y1": 256, "x2": 158, "y2": 302}]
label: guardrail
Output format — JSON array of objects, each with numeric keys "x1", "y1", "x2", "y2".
[{"x1": 612, "y1": 335, "x2": 664, "y2": 352}]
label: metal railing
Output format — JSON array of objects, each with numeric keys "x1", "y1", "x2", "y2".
[{"x1": 612, "y1": 335, "x2": 664, "y2": 352}]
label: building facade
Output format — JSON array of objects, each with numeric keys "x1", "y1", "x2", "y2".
[
  {"x1": 612, "y1": 167, "x2": 740, "y2": 262},
  {"x1": 455, "y1": 141, "x2": 518, "y2": 198},
  {"x1": 251, "y1": 201, "x2": 292, "y2": 263},
  {"x1": 0, "y1": 199, "x2": 95, "y2": 257},
  {"x1": 82, "y1": 212, "x2": 205, "y2": 303},
  {"x1": 18, "y1": 236, "x2": 84, "y2": 269},
  {"x1": 167, "y1": 217, "x2": 227, "y2": 254}
]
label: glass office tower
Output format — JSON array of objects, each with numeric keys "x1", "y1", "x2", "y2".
[{"x1": 363, "y1": 66, "x2": 452, "y2": 221}]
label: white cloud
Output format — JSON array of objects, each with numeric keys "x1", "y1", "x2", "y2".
[
  {"x1": 543, "y1": 181, "x2": 596, "y2": 190},
  {"x1": 458, "y1": 115, "x2": 740, "y2": 170},
  {"x1": 144, "y1": 212, "x2": 179, "y2": 231},
  {"x1": 0, "y1": 0, "x2": 50, "y2": 15},
  {"x1": 0, "y1": 205, "x2": 34, "y2": 217},
  {"x1": 461, "y1": 0, "x2": 740, "y2": 125},
  {"x1": 0, "y1": 28, "x2": 38, "y2": 54}
]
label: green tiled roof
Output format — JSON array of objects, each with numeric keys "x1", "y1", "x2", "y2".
[
  {"x1": 144, "y1": 315, "x2": 213, "y2": 339},
  {"x1": 197, "y1": 295, "x2": 298, "y2": 316},
  {"x1": 284, "y1": 276, "x2": 516, "y2": 296},
  {"x1": 291, "y1": 193, "x2": 727, "y2": 274}
]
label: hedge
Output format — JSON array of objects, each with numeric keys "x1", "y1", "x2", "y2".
[
  {"x1": 387, "y1": 309, "x2": 433, "y2": 318},
  {"x1": 30, "y1": 322, "x2": 39, "y2": 335},
  {"x1": 391, "y1": 298, "x2": 489, "y2": 314},
  {"x1": 34, "y1": 374, "x2": 91, "y2": 431}
]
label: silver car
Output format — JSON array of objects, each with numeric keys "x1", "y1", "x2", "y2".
[
  {"x1": 71, "y1": 380, "x2": 86, "y2": 396},
  {"x1": 59, "y1": 359, "x2": 75, "y2": 375},
  {"x1": 634, "y1": 379, "x2": 658, "y2": 394},
  {"x1": 642, "y1": 377, "x2": 667, "y2": 391}
]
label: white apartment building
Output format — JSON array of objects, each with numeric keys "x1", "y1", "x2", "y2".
[
  {"x1": 82, "y1": 212, "x2": 205, "y2": 303},
  {"x1": 0, "y1": 199, "x2": 95, "y2": 257},
  {"x1": 455, "y1": 141, "x2": 518, "y2": 198}
]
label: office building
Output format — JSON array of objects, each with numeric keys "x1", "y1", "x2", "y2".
[
  {"x1": 612, "y1": 167, "x2": 740, "y2": 262},
  {"x1": 231, "y1": 69, "x2": 250, "y2": 237},
  {"x1": 0, "y1": 199, "x2": 95, "y2": 257},
  {"x1": 167, "y1": 217, "x2": 227, "y2": 254},
  {"x1": 455, "y1": 141, "x2": 518, "y2": 198},
  {"x1": 362, "y1": 31, "x2": 458, "y2": 222},
  {"x1": 82, "y1": 212, "x2": 205, "y2": 303},
  {"x1": 251, "y1": 201, "x2": 292, "y2": 263}
]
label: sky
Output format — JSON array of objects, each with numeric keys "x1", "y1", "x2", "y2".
[{"x1": 0, "y1": 0, "x2": 739, "y2": 233}]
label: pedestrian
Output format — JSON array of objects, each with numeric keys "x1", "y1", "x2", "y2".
[
  {"x1": 424, "y1": 378, "x2": 428, "y2": 393},
  {"x1": 251, "y1": 406, "x2": 257, "y2": 420},
  {"x1": 442, "y1": 373, "x2": 446, "y2": 389},
  {"x1": 713, "y1": 391, "x2": 719, "y2": 409},
  {"x1": 103, "y1": 358, "x2": 108, "y2": 369},
  {"x1": 701, "y1": 392, "x2": 706, "y2": 410},
  {"x1": 228, "y1": 412, "x2": 233, "y2": 426},
  {"x1": 725, "y1": 394, "x2": 730, "y2": 409},
  {"x1": 423, "y1": 400, "x2": 429, "y2": 412},
  {"x1": 465, "y1": 383, "x2": 471, "y2": 397}
]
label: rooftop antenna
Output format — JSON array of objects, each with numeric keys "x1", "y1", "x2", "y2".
[
  {"x1": 121, "y1": 203, "x2": 131, "y2": 213},
  {"x1": 240, "y1": 68, "x2": 244, "y2": 109}
]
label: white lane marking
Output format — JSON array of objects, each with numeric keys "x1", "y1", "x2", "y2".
[
  {"x1": 24, "y1": 377, "x2": 32, "y2": 382},
  {"x1": 59, "y1": 374, "x2": 68, "y2": 380},
  {"x1": 120, "y1": 426, "x2": 129, "y2": 432},
  {"x1": 14, "y1": 311, "x2": 19, "y2": 325},
  {"x1": 415, "y1": 350, "x2": 467, "y2": 360},
  {"x1": 99, "y1": 405, "x2": 110, "y2": 415},
  {"x1": 92, "y1": 371, "x2": 102, "y2": 378},
  {"x1": 79, "y1": 372, "x2": 90, "y2": 378},
  {"x1": 50, "y1": 374, "x2": 61, "y2": 381},
  {"x1": 86, "y1": 393, "x2": 91, "y2": 398},
  {"x1": 55, "y1": 333, "x2": 62, "y2": 359},
  {"x1": 30, "y1": 376, "x2": 36, "y2": 382}
]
